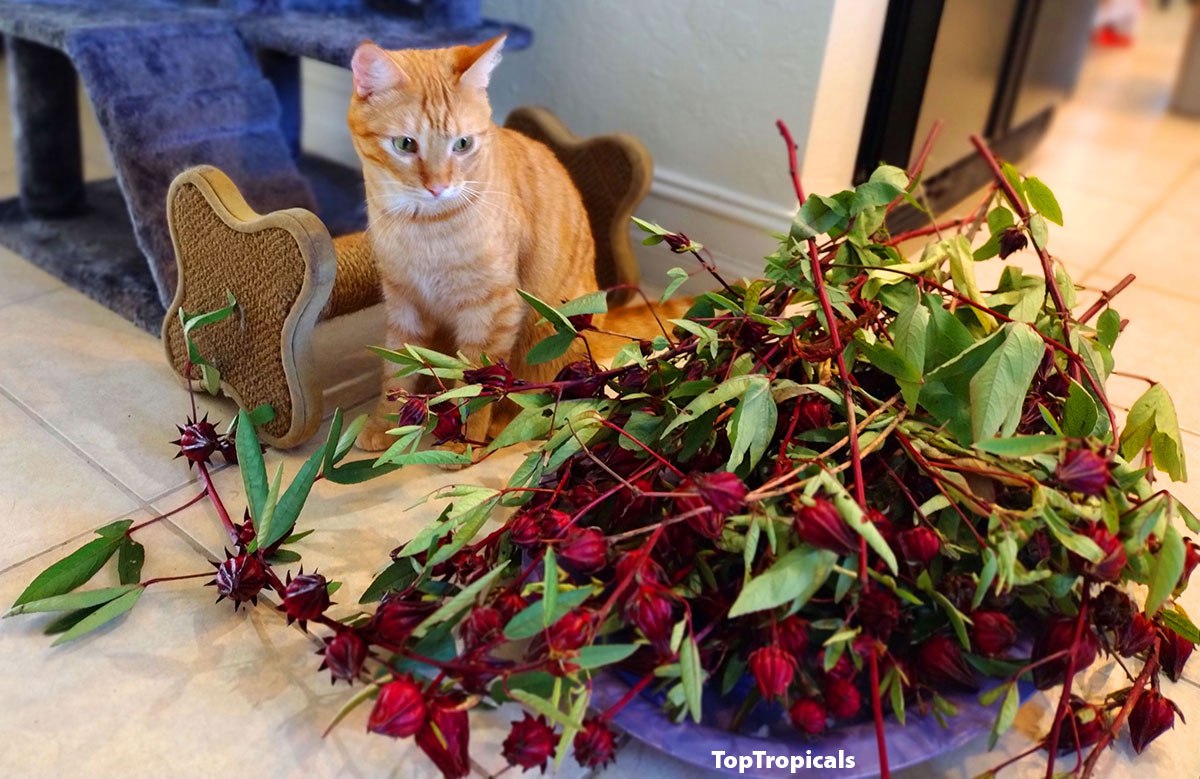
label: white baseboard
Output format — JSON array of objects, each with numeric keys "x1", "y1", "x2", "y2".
[{"x1": 633, "y1": 166, "x2": 793, "y2": 290}]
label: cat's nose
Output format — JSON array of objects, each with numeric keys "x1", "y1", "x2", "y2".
[{"x1": 425, "y1": 183, "x2": 447, "y2": 198}]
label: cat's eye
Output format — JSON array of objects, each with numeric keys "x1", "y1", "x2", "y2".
[
  {"x1": 452, "y1": 136, "x2": 474, "y2": 153},
  {"x1": 392, "y1": 136, "x2": 418, "y2": 154}
]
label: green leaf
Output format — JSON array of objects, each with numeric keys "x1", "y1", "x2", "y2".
[
  {"x1": 631, "y1": 216, "x2": 668, "y2": 236},
  {"x1": 51, "y1": 586, "x2": 144, "y2": 645},
  {"x1": 117, "y1": 539, "x2": 144, "y2": 585},
  {"x1": 556, "y1": 291, "x2": 609, "y2": 319},
  {"x1": 575, "y1": 643, "x2": 639, "y2": 670},
  {"x1": 1161, "y1": 608, "x2": 1200, "y2": 644},
  {"x1": 1063, "y1": 380, "x2": 1100, "y2": 439},
  {"x1": 324, "y1": 458, "x2": 400, "y2": 484},
  {"x1": 1096, "y1": 308, "x2": 1121, "y2": 350},
  {"x1": 509, "y1": 689, "x2": 585, "y2": 731},
  {"x1": 987, "y1": 207, "x2": 1016, "y2": 234},
  {"x1": 526, "y1": 332, "x2": 578, "y2": 366},
  {"x1": 947, "y1": 237, "x2": 998, "y2": 332},
  {"x1": 923, "y1": 293, "x2": 976, "y2": 370},
  {"x1": 413, "y1": 561, "x2": 508, "y2": 639},
  {"x1": 518, "y1": 289, "x2": 576, "y2": 334},
  {"x1": 791, "y1": 194, "x2": 848, "y2": 240},
  {"x1": 428, "y1": 384, "x2": 484, "y2": 405},
  {"x1": 252, "y1": 461, "x2": 284, "y2": 554},
  {"x1": 661, "y1": 267, "x2": 690, "y2": 303},
  {"x1": 380, "y1": 448, "x2": 473, "y2": 468},
  {"x1": 1000, "y1": 162, "x2": 1029, "y2": 210},
  {"x1": 828, "y1": 478, "x2": 899, "y2": 574},
  {"x1": 235, "y1": 408, "x2": 268, "y2": 529},
  {"x1": 974, "y1": 435, "x2": 1063, "y2": 457},
  {"x1": 855, "y1": 334, "x2": 921, "y2": 384},
  {"x1": 543, "y1": 548, "x2": 559, "y2": 630},
  {"x1": 728, "y1": 547, "x2": 837, "y2": 616},
  {"x1": 679, "y1": 633, "x2": 705, "y2": 723},
  {"x1": 1029, "y1": 214, "x2": 1049, "y2": 250},
  {"x1": 1145, "y1": 523, "x2": 1185, "y2": 616},
  {"x1": 1043, "y1": 507, "x2": 1103, "y2": 563},
  {"x1": 323, "y1": 682, "x2": 380, "y2": 736},
  {"x1": 426, "y1": 500, "x2": 499, "y2": 567},
  {"x1": 988, "y1": 683, "x2": 1020, "y2": 749},
  {"x1": 359, "y1": 559, "x2": 419, "y2": 604},
  {"x1": 889, "y1": 666, "x2": 907, "y2": 725},
  {"x1": 42, "y1": 605, "x2": 105, "y2": 635},
  {"x1": 727, "y1": 376, "x2": 778, "y2": 473},
  {"x1": 6, "y1": 584, "x2": 141, "y2": 616},
  {"x1": 1119, "y1": 384, "x2": 1188, "y2": 482},
  {"x1": 869, "y1": 164, "x2": 909, "y2": 191},
  {"x1": 662, "y1": 375, "x2": 758, "y2": 436},
  {"x1": 969, "y1": 323, "x2": 1045, "y2": 442},
  {"x1": 504, "y1": 587, "x2": 595, "y2": 640},
  {"x1": 1024, "y1": 177, "x2": 1063, "y2": 226},
  {"x1": 891, "y1": 303, "x2": 929, "y2": 408},
  {"x1": 12, "y1": 527, "x2": 129, "y2": 607}
]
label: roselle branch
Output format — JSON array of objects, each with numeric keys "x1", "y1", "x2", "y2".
[
  {"x1": 777, "y1": 117, "x2": 890, "y2": 779},
  {"x1": 968, "y1": 134, "x2": 1076, "y2": 370}
]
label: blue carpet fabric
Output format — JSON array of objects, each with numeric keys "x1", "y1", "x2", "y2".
[{"x1": 0, "y1": 0, "x2": 529, "y2": 309}]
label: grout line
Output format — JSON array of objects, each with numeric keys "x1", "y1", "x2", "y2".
[
  {"x1": 0, "y1": 383, "x2": 154, "y2": 513},
  {"x1": 0, "y1": 504, "x2": 146, "y2": 578}
]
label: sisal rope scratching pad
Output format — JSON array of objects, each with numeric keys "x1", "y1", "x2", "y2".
[
  {"x1": 162, "y1": 166, "x2": 338, "y2": 449},
  {"x1": 162, "y1": 108, "x2": 653, "y2": 449}
]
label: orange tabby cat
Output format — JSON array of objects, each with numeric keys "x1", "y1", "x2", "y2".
[{"x1": 348, "y1": 36, "x2": 598, "y2": 452}]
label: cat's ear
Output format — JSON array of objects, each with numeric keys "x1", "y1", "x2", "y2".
[
  {"x1": 351, "y1": 42, "x2": 407, "y2": 98},
  {"x1": 457, "y1": 35, "x2": 505, "y2": 90}
]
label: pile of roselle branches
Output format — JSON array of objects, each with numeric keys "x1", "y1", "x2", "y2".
[{"x1": 8, "y1": 125, "x2": 1198, "y2": 779}]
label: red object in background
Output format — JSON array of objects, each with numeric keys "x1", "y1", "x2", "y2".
[{"x1": 1094, "y1": 25, "x2": 1135, "y2": 47}]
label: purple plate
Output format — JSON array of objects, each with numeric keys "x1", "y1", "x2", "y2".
[{"x1": 590, "y1": 673, "x2": 1035, "y2": 778}]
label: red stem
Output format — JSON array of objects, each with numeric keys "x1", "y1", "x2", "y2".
[
  {"x1": 777, "y1": 118, "x2": 888, "y2": 779},
  {"x1": 885, "y1": 216, "x2": 969, "y2": 246},
  {"x1": 968, "y1": 135, "x2": 1076, "y2": 378},
  {"x1": 1043, "y1": 590, "x2": 1090, "y2": 778},
  {"x1": 1078, "y1": 273, "x2": 1135, "y2": 324},
  {"x1": 142, "y1": 571, "x2": 216, "y2": 587},
  {"x1": 197, "y1": 462, "x2": 241, "y2": 546},
  {"x1": 126, "y1": 490, "x2": 209, "y2": 535},
  {"x1": 601, "y1": 671, "x2": 657, "y2": 722}
]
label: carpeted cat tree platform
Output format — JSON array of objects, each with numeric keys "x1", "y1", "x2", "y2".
[{"x1": 0, "y1": 0, "x2": 531, "y2": 330}]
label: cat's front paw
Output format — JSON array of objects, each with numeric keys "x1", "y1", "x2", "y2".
[
  {"x1": 433, "y1": 440, "x2": 485, "y2": 471},
  {"x1": 355, "y1": 416, "x2": 397, "y2": 452}
]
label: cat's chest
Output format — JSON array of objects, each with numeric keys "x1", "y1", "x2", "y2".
[{"x1": 371, "y1": 215, "x2": 517, "y2": 301}]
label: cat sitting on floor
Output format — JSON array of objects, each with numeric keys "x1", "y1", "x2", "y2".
[{"x1": 348, "y1": 35, "x2": 681, "y2": 457}]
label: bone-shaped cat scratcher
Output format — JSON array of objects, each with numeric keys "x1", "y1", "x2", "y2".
[{"x1": 161, "y1": 106, "x2": 653, "y2": 448}]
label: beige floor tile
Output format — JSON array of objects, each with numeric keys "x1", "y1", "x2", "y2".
[
  {"x1": 0, "y1": 392, "x2": 140, "y2": 571},
  {"x1": 1082, "y1": 272, "x2": 1200, "y2": 436},
  {"x1": 1088, "y1": 207, "x2": 1200, "y2": 300},
  {"x1": 152, "y1": 413, "x2": 524, "y2": 600},
  {"x1": 1024, "y1": 128, "x2": 1191, "y2": 206},
  {"x1": 0, "y1": 287, "x2": 235, "y2": 501},
  {"x1": 1030, "y1": 184, "x2": 1151, "y2": 277},
  {"x1": 0, "y1": 245, "x2": 63, "y2": 307},
  {"x1": 0, "y1": 516, "x2": 450, "y2": 778},
  {"x1": 1161, "y1": 163, "x2": 1200, "y2": 219}
]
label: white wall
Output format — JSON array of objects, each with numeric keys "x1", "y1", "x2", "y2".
[{"x1": 300, "y1": 0, "x2": 886, "y2": 287}]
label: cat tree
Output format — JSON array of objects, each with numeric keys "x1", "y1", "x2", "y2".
[
  {"x1": 0, "y1": 0, "x2": 530, "y2": 328},
  {"x1": 161, "y1": 107, "x2": 652, "y2": 448}
]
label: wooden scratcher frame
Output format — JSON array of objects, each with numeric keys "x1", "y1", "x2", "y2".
[{"x1": 162, "y1": 107, "x2": 653, "y2": 448}]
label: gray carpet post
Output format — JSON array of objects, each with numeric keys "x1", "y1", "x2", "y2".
[{"x1": 6, "y1": 36, "x2": 86, "y2": 219}]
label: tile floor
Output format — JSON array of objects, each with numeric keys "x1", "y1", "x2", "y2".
[{"x1": 2, "y1": 6, "x2": 1200, "y2": 778}]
